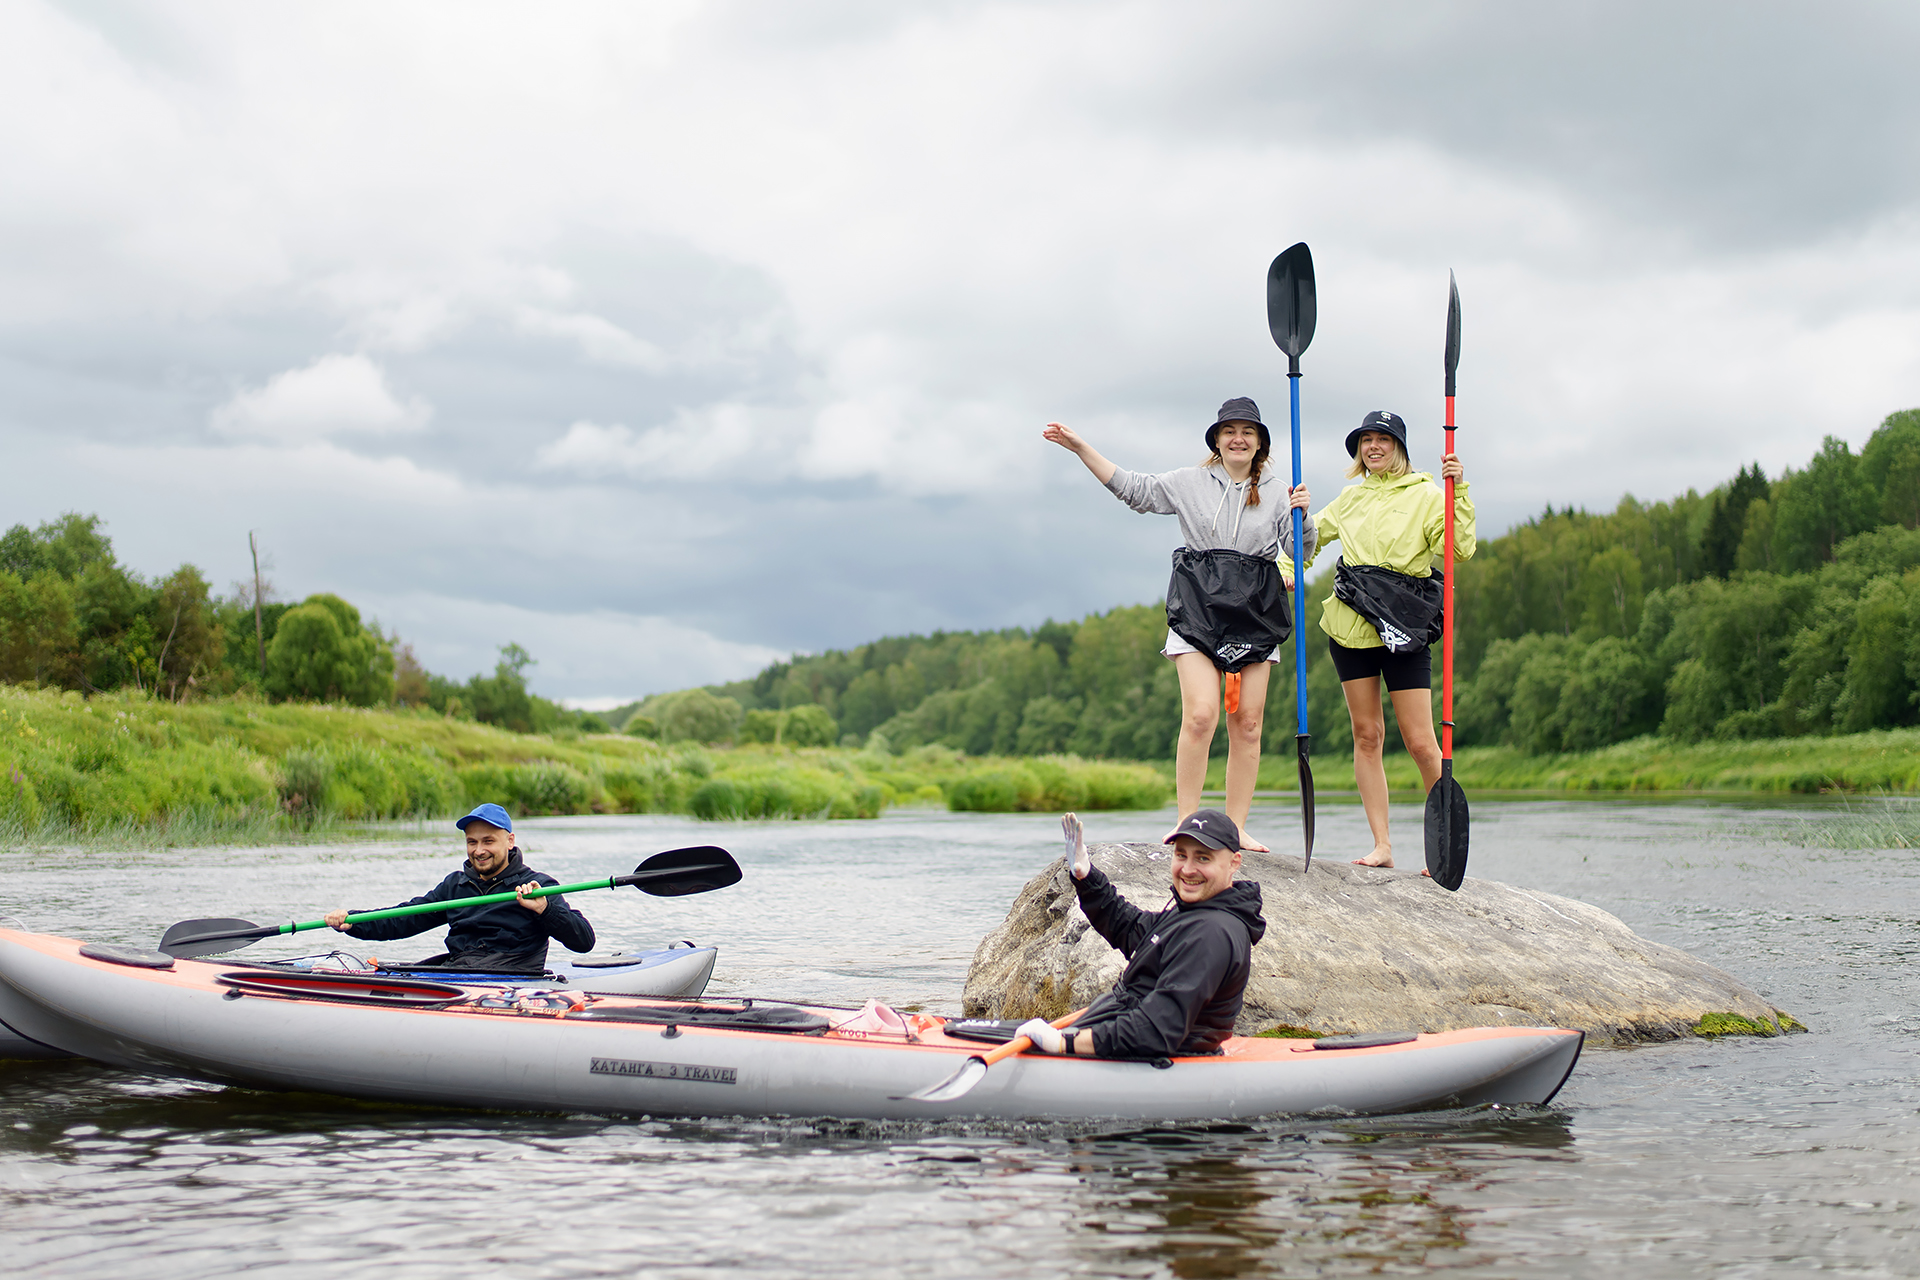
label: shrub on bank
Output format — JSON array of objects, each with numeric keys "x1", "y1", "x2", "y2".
[
  {"x1": 0, "y1": 686, "x2": 1171, "y2": 844},
  {"x1": 946, "y1": 756, "x2": 1170, "y2": 812}
]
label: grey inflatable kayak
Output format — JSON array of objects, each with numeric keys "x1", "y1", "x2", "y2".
[
  {"x1": 0, "y1": 935, "x2": 715, "y2": 1061},
  {"x1": 0, "y1": 929, "x2": 1582, "y2": 1119}
]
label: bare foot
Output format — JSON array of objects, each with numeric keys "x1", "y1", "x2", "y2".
[
  {"x1": 1237, "y1": 832, "x2": 1271, "y2": 853},
  {"x1": 1419, "y1": 868, "x2": 1432, "y2": 878},
  {"x1": 1352, "y1": 847, "x2": 1394, "y2": 868}
]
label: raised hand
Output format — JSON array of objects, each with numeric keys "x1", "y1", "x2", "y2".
[
  {"x1": 1041, "y1": 421, "x2": 1084, "y2": 451},
  {"x1": 1062, "y1": 812, "x2": 1090, "y2": 880}
]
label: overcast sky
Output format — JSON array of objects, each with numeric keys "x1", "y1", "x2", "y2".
[{"x1": 6, "y1": 1, "x2": 1920, "y2": 705}]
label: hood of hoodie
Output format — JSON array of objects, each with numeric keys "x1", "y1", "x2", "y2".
[{"x1": 1173, "y1": 879, "x2": 1267, "y2": 946}]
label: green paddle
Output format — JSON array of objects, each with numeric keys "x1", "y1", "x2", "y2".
[{"x1": 156, "y1": 845, "x2": 741, "y2": 958}]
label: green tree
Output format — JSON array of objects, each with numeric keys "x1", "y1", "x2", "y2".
[
  {"x1": 265, "y1": 594, "x2": 395, "y2": 705},
  {"x1": 0, "y1": 571, "x2": 78, "y2": 686},
  {"x1": 1650, "y1": 575, "x2": 1818, "y2": 741},
  {"x1": 1770, "y1": 436, "x2": 1877, "y2": 573},
  {"x1": 1834, "y1": 572, "x2": 1918, "y2": 731},
  {"x1": 1698, "y1": 463, "x2": 1770, "y2": 578},
  {"x1": 465, "y1": 642, "x2": 537, "y2": 731},
  {"x1": 149, "y1": 566, "x2": 225, "y2": 701},
  {"x1": 646, "y1": 688, "x2": 744, "y2": 744},
  {"x1": 1859, "y1": 408, "x2": 1920, "y2": 529}
]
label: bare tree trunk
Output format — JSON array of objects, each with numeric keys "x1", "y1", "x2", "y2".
[
  {"x1": 250, "y1": 531, "x2": 266, "y2": 678},
  {"x1": 156, "y1": 603, "x2": 182, "y2": 701}
]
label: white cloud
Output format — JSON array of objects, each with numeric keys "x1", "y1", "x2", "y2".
[
  {"x1": 534, "y1": 404, "x2": 759, "y2": 480},
  {"x1": 514, "y1": 307, "x2": 671, "y2": 372},
  {"x1": 209, "y1": 353, "x2": 432, "y2": 441}
]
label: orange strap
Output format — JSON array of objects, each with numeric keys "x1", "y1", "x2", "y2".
[{"x1": 1223, "y1": 671, "x2": 1242, "y2": 715}]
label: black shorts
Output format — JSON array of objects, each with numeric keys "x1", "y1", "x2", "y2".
[{"x1": 1328, "y1": 638, "x2": 1432, "y2": 691}]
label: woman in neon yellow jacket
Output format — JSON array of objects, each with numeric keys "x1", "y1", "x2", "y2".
[{"x1": 1301, "y1": 411, "x2": 1474, "y2": 868}]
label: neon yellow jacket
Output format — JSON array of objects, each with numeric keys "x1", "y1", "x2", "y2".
[{"x1": 1302, "y1": 470, "x2": 1476, "y2": 649}]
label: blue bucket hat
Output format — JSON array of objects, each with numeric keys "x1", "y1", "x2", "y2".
[{"x1": 456, "y1": 803, "x2": 514, "y2": 833}]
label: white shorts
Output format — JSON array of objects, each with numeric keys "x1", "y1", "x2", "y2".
[{"x1": 1160, "y1": 629, "x2": 1280, "y2": 664}]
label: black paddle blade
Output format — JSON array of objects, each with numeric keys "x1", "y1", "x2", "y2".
[
  {"x1": 1266, "y1": 242, "x2": 1317, "y2": 372},
  {"x1": 158, "y1": 917, "x2": 275, "y2": 958},
  {"x1": 1296, "y1": 733, "x2": 1315, "y2": 870},
  {"x1": 620, "y1": 845, "x2": 742, "y2": 897},
  {"x1": 1444, "y1": 270, "x2": 1462, "y2": 399},
  {"x1": 1424, "y1": 765, "x2": 1469, "y2": 891}
]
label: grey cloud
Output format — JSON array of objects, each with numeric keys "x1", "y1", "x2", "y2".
[
  {"x1": 1105, "y1": 2, "x2": 1920, "y2": 253},
  {"x1": 6, "y1": 1, "x2": 1920, "y2": 703}
]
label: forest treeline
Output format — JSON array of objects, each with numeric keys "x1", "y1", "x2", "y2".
[
  {"x1": 0, "y1": 518, "x2": 604, "y2": 735},
  {"x1": 7, "y1": 408, "x2": 1919, "y2": 766},
  {"x1": 645, "y1": 408, "x2": 1920, "y2": 761}
]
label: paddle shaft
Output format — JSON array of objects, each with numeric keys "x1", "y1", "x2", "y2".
[
  {"x1": 177, "y1": 875, "x2": 639, "y2": 949},
  {"x1": 1290, "y1": 366, "x2": 1315, "y2": 868},
  {"x1": 980, "y1": 1008, "x2": 1086, "y2": 1067},
  {"x1": 1442, "y1": 397, "x2": 1455, "y2": 761},
  {"x1": 1290, "y1": 369, "x2": 1308, "y2": 741}
]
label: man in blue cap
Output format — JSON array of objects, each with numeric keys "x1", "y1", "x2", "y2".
[{"x1": 322, "y1": 803, "x2": 596, "y2": 971}]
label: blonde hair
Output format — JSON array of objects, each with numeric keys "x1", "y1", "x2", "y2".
[{"x1": 1346, "y1": 439, "x2": 1411, "y2": 480}]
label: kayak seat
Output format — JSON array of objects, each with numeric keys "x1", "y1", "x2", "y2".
[{"x1": 571, "y1": 1004, "x2": 830, "y2": 1034}]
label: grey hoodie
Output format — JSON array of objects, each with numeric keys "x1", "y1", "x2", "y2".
[{"x1": 1104, "y1": 463, "x2": 1318, "y2": 565}]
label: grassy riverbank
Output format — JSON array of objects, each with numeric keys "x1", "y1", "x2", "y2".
[
  {"x1": 1208, "y1": 727, "x2": 1920, "y2": 794},
  {"x1": 0, "y1": 687, "x2": 1169, "y2": 845}
]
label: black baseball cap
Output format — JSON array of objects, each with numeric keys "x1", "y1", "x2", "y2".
[
  {"x1": 1205, "y1": 397, "x2": 1271, "y2": 454},
  {"x1": 1165, "y1": 808, "x2": 1241, "y2": 852},
  {"x1": 1345, "y1": 410, "x2": 1408, "y2": 458}
]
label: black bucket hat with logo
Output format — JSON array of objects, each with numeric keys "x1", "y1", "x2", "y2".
[
  {"x1": 1205, "y1": 397, "x2": 1271, "y2": 455},
  {"x1": 1344, "y1": 410, "x2": 1409, "y2": 459}
]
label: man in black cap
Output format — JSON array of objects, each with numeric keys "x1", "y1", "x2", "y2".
[{"x1": 1016, "y1": 810, "x2": 1267, "y2": 1059}]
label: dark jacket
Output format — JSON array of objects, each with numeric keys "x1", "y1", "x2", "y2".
[
  {"x1": 1071, "y1": 865, "x2": 1266, "y2": 1058},
  {"x1": 342, "y1": 851, "x2": 595, "y2": 971}
]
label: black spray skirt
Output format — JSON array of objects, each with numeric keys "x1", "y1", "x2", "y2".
[
  {"x1": 1333, "y1": 560, "x2": 1443, "y2": 655},
  {"x1": 1165, "y1": 547, "x2": 1292, "y2": 675}
]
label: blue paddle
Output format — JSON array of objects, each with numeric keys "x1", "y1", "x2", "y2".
[{"x1": 1266, "y1": 243, "x2": 1317, "y2": 869}]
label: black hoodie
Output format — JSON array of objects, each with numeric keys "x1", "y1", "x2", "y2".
[
  {"x1": 1070, "y1": 865, "x2": 1267, "y2": 1059},
  {"x1": 341, "y1": 851, "x2": 596, "y2": 971}
]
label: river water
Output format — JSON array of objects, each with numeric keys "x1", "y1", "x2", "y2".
[{"x1": 2, "y1": 799, "x2": 1917, "y2": 1277}]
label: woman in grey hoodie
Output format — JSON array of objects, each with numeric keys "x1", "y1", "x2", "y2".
[{"x1": 1043, "y1": 398, "x2": 1314, "y2": 852}]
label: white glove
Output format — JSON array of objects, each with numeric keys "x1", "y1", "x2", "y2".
[
  {"x1": 1015, "y1": 1018, "x2": 1065, "y2": 1054},
  {"x1": 1062, "y1": 812, "x2": 1091, "y2": 880}
]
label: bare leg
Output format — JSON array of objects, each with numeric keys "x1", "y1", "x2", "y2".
[
  {"x1": 1391, "y1": 686, "x2": 1443, "y2": 792},
  {"x1": 1391, "y1": 685, "x2": 1443, "y2": 876},
  {"x1": 1223, "y1": 662, "x2": 1271, "y2": 851},
  {"x1": 1170, "y1": 652, "x2": 1223, "y2": 832},
  {"x1": 1342, "y1": 676, "x2": 1393, "y2": 866}
]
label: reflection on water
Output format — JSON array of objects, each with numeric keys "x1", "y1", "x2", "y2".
[{"x1": 6, "y1": 803, "x2": 1920, "y2": 1277}]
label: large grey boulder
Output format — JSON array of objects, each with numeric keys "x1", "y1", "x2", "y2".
[{"x1": 962, "y1": 843, "x2": 1794, "y2": 1045}]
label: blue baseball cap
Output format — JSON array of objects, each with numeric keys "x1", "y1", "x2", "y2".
[{"x1": 456, "y1": 803, "x2": 514, "y2": 833}]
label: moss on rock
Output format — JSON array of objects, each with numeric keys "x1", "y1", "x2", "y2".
[{"x1": 1693, "y1": 1011, "x2": 1778, "y2": 1037}]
